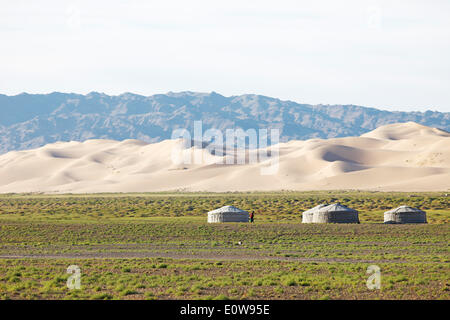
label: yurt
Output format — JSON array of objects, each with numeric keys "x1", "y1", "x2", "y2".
[
  {"x1": 302, "y1": 204, "x2": 328, "y2": 223},
  {"x1": 384, "y1": 206, "x2": 427, "y2": 224},
  {"x1": 312, "y1": 203, "x2": 359, "y2": 224},
  {"x1": 207, "y1": 206, "x2": 249, "y2": 223}
]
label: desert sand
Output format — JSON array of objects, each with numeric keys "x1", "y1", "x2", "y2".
[{"x1": 0, "y1": 122, "x2": 449, "y2": 193}]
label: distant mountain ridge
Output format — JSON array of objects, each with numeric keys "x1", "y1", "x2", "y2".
[{"x1": 0, "y1": 91, "x2": 449, "y2": 154}]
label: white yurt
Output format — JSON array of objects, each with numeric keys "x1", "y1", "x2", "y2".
[
  {"x1": 312, "y1": 203, "x2": 359, "y2": 224},
  {"x1": 207, "y1": 206, "x2": 249, "y2": 223},
  {"x1": 302, "y1": 204, "x2": 328, "y2": 223},
  {"x1": 384, "y1": 206, "x2": 427, "y2": 224}
]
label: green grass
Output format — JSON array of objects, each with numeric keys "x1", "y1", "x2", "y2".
[
  {"x1": 0, "y1": 191, "x2": 448, "y2": 223},
  {"x1": 0, "y1": 191, "x2": 448, "y2": 300},
  {"x1": 0, "y1": 221, "x2": 448, "y2": 263},
  {"x1": 0, "y1": 258, "x2": 448, "y2": 300}
]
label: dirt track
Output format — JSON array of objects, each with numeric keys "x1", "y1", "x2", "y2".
[{"x1": 0, "y1": 250, "x2": 410, "y2": 264}]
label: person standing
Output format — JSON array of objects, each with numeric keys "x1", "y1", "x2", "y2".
[{"x1": 250, "y1": 211, "x2": 254, "y2": 223}]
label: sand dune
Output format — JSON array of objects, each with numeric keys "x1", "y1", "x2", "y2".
[{"x1": 0, "y1": 122, "x2": 449, "y2": 193}]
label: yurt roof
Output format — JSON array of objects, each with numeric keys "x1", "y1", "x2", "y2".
[
  {"x1": 318, "y1": 203, "x2": 358, "y2": 213},
  {"x1": 208, "y1": 206, "x2": 248, "y2": 214},
  {"x1": 303, "y1": 204, "x2": 328, "y2": 214},
  {"x1": 385, "y1": 206, "x2": 425, "y2": 214}
]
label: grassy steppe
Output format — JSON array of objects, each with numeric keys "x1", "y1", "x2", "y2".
[
  {"x1": 0, "y1": 192, "x2": 448, "y2": 300},
  {"x1": 1, "y1": 258, "x2": 448, "y2": 300},
  {"x1": 0, "y1": 191, "x2": 448, "y2": 223}
]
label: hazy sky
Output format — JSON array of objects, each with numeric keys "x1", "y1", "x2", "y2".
[{"x1": 1, "y1": 0, "x2": 449, "y2": 112}]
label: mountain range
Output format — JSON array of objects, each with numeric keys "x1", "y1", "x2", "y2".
[{"x1": 0, "y1": 91, "x2": 449, "y2": 154}]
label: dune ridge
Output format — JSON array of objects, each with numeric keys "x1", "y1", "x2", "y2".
[{"x1": 0, "y1": 122, "x2": 449, "y2": 193}]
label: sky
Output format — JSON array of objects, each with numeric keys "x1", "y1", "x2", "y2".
[{"x1": 1, "y1": 0, "x2": 449, "y2": 112}]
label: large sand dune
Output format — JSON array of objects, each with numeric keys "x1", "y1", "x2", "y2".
[{"x1": 0, "y1": 122, "x2": 449, "y2": 193}]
